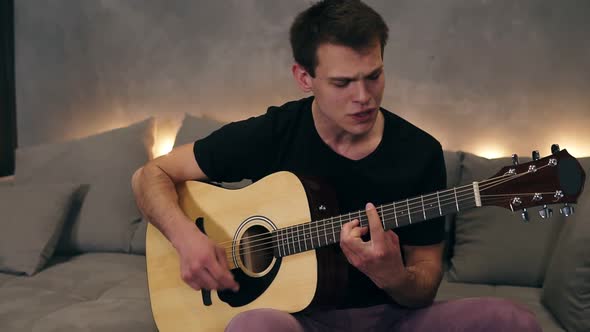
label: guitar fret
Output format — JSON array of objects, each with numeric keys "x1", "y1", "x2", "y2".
[
  {"x1": 330, "y1": 217, "x2": 336, "y2": 244},
  {"x1": 338, "y1": 215, "x2": 343, "y2": 241},
  {"x1": 302, "y1": 225, "x2": 308, "y2": 251},
  {"x1": 281, "y1": 229, "x2": 289, "y2": 256},
  {"x1": 297, "y1": 225, "x2": 302, "y2": 253},
  {"x1": 311, "y1": 222, "x2": 316, "y2": 248},
  {"x1": 406, "y1": 199, "x2": 412, "y2": 224},
  {"x1": 277, "y1": 230, "x2": 282, "y2": 257},
  {"x1": 315, "y1": 218, "x2": 320, "y2": 248},
  {"x1": 393, "y1": 202, "x2": 398, "y2": 227},
  {"x1": 278, "y1": 229, "x2": 282, "y2": 257},
  {"x1": 379, "y1": 205, "x2": 385, "y2": 229},
  {"x1": 289, "y1": 226, "x2": 297, "y2": 254},
  {"x1": 284, "y1": 227, "x2": 288, "y2": 256},
  {"x1": 358, "y1": 210, "x2": 362, "y2": 227},
  {"x1": 437, "y1": 191, "x2": 442, "y2": 216},
  {"x1": 285, "y1": 227, "x2": 290, "y2": 256},
  {"x1": 421, "y1": 195, "x2": 426, "y2": 220},
  {"x1": 454, "y1": 188, "x2": 460, "y2": 211},
  {"x1": 322, "y1": 219, "x2": 329, "y2": 245}
]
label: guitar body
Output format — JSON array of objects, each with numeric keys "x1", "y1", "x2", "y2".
[{"x1": 146, "y1": 171, "x2": 347, "y2": 332}]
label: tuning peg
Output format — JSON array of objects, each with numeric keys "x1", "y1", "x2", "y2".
[
  {"x1": 532, "y1": 150, "x2": 540, "y2": 161},
  {"x1": 538, "y1": 205, "x2": 553, "y2": 219},
  {"x1": 559, "y1": 203, "x2": 575, "y2": 217},
  {"x1": 521, "y1": 208, "x2": 530, "y2": 222},
  {"x1": 551, "y1": 144, "x2": 560, "y2": 154},
  {"x1": 512, "y1": 154, "x2": 519, "y2": 165}
]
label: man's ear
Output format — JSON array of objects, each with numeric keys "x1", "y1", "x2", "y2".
[{"x1": 292, "y1": 63, "x2": 313, "y2": 93}]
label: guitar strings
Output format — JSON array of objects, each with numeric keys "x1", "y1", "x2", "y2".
[
  {"x1": 224, "y1": 196, "x2": 519, "y2": 264},
  {"x1": 222, "y1": 168, "x2": 545, "y2": 259},
  {"x1": 222, "y1": 193, "x2": 544, "y2": 262},
  {"x1": 219, "y1": 168, "x2": 545, "y2": 260},
  {"x1": 217, "y1": 165, "x2": 548, "y2": 253},
  {"x1": 217, "y1": 165, "x2": 548, "y2": 256},
  {"x1": 214, "y1": 170, "x2": 514, "y2": 249}
]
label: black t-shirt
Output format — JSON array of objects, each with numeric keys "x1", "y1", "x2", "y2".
[{"x1": 193, "y1": 96, "x2": 447, "y2": 307}]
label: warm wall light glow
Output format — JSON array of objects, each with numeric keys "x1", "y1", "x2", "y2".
[
  {"x1": 153, "y1": 136, "x2": 175, "y2": 158},
  {"x1": 475, "y1": 146, "x2": 507, "y2": 159},
  {"x1": 547, "y1": 139, "x2": 590, "y2": 158}
]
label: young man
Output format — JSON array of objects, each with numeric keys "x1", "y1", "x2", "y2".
[{"x1": 132, "y1": 1, "x2": 541, "y2": 331}]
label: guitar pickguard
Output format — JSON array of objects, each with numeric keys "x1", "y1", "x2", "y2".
[
  {"x1": 218, "y1": 257, "x2": 282, "y2": 307},
  {"x1": 195, "y1": 216, "x2": 283, "y2": 307}
]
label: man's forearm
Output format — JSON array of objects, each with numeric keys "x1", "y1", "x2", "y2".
[
  {"x1": 382, "y1": 262, "x2": 443, "y2": 308},
  {"x1": 132, "y1": 164, "x2": 194, "y2": 245}
]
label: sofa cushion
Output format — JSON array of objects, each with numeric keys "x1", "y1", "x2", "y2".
[
  {"x1": 541, "y1": 157, "x2": 590, "y2": 332},
  {"x1": 0, "y1": 286, "x2": 82, "y2": 332},
  {"x1": 448, "y1": 152, "x2": 565, "y2": 287},
  {"x1": 15, "y1": 118, "x2": 155, "y2": 254},
  {"x1": 0, "y1": 253, "x2": 156, "y2": 332},
  {"x1": 436, "y1": 280, "x2": 565, "y2": 331},
  {"x1": 0, "y1": 183, "x2": 81, "y2": 276}
]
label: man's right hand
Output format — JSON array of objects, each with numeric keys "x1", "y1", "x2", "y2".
[
  {"x1": 172, "y1": 223, "x2": 240, "y2": 292},
  {"x1": 131, "y1": 144, "x2": 239, "y2": 292}
]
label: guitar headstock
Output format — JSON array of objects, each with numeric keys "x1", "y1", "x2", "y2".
[{"x1": 480, "y1": 146, "x2": 586, "y2": 221}]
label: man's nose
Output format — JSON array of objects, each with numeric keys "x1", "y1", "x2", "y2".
[{"x1": 354, "y1": 80, "x2": 371, "y2": 105}]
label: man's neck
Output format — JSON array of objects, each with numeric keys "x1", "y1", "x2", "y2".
[{"x1": 311, "y1": 99, "x2": 384, "y2": 161}]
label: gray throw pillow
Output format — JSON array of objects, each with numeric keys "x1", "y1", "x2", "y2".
[
  {"x1": 0, "y1": 183, "x2": 81, "y2": 275},
  {"x1": 15, "y1": 118, "x2": 155, "y2": 254},
  {"x1": 448, "y1": 152, "x2": 566, "y2": 286},
  {"x1": 541, "y1": 157, "x2": 590, "y2": 332}
]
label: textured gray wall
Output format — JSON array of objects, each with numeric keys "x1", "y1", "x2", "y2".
[{"x1": 15, "y1": 0, "x2": 590, "y2": 158}]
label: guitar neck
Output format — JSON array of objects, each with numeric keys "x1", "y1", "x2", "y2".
[{"x1": 274, "y1": 183, "x2": 480, "y2": 258}]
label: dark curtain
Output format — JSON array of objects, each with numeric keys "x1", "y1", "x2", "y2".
[{"x1": 0, "y1": 0, "x2": 16, "y2": 177}]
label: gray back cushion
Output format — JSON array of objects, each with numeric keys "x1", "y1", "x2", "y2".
[
  {"x1": 442, "y1": 151, "x2": 463, "y2": 266},
  {"x1": 15, "y1": 118, "x2": 154, "y2": 254},
  {"x1": 448, "y1": 152, "x2": 566, "y2": 286},
  {"x1": 541, "y1": 157, "x2": 590, "y2": 332},
  {"x1": 443, "y1": 151, "x2": 462, "y2": 189},
  {"x1": 174, "y1": 113, "x2": 226, "y2": 147}
]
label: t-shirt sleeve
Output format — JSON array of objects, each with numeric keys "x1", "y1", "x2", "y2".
[
  {"x1": 193, "y1": 111, "x2": 278, "y2": 183},
  {"x1": 396, "y1": 142, "x2": 447, "y2": 246}
]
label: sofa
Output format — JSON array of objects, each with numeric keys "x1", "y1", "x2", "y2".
[{"x1": 0, "y1": 114, "x2": 588, "y2": 332}]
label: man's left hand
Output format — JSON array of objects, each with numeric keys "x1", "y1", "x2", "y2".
[{"x1": 339, "y1": 202, "x2": 407, "y2": 290}]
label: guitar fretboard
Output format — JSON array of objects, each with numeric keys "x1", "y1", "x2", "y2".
[{"x1": 273, "y1": 185, "x2": 479, "y2": 258}]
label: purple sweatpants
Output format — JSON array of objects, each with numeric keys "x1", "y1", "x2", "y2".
[{"x1": 225, "y1": 297, "x2": 542, "y2": 332}]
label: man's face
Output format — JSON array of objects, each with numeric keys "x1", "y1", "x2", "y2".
[{"x1": 310, "y1": 41, "x2": 385, "y2": 137}]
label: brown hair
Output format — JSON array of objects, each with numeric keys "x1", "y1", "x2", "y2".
[{"x1": 290, "y1": 0, "x2": 389, "y2": 77}]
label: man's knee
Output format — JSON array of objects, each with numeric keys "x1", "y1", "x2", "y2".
[
  {"x1": 470, "y1": 298, "x2": 542, "y2": 332},
  {"x1": 225, "y1": 308, "x2": 304, "y2": 332}
]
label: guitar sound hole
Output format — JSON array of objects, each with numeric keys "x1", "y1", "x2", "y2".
[{"x1": 239, "y1": 225, "x2": 274, "y2": 275}]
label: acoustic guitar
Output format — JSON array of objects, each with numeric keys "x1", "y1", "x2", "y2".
[{"x1": 146, "y1": 147, "x2": 585, "y2": 331}]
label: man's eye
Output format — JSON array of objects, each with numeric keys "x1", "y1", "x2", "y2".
[
  {"x1": 334, "y1": 81, "x2": 350, "y2": 88},
  {"x1": 368, "y1": 72, "x2": 381, "y2": 80}
]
